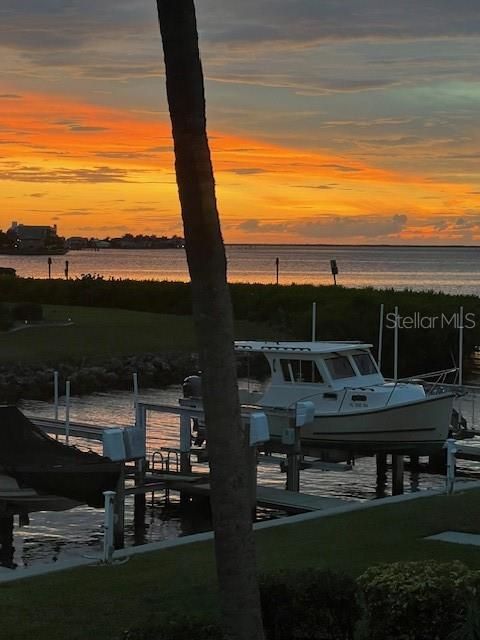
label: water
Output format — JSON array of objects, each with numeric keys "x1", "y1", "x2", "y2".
[
  {"x1": 2, "y1": 243, "x2": 480, "y2": 570},
  {"x1": 1, "y1": 245, "x2": 480, "y2": 294},
  {"x1": 2, "y1": 386, "x2": 478, "y2": 570}
]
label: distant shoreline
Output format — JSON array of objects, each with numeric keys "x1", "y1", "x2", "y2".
[{"x1": 225, "y1": 243, "x2": 480, "y2": 248}]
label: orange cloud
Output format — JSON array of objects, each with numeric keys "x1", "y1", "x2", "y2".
[{"x1": 0, "y1": 90, "x2": 474, "y2": 242}]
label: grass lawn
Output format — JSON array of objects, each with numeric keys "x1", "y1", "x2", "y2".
[
  {"x1": 2, "y1": 488, "x2": 480, "y2": 640},
  {"x1": 0, "y1": 304, "x2": 273, "y2": 365}
]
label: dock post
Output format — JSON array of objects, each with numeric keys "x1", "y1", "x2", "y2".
[
  {"x1": 445, "y1": 438, "x2": 457, "y2": 495},
  {"x1": 286, "y1": 450, "x2": 300, "y2": 492},
  {"x1": 102, "y1": 491, "x2": 115, "y2": 564},
  {"x1": 376, "y1": 453, "x2": 387, "y2": 498},
  {"x1": 134, "y1": 457, "x2": 146, "y2": 524},
  {"x1": 179, "y1": 410, "x2": 192, "y2": 505},
  {"x1": 113, "y1": 464, "x2": 125, "y2": 549},
  {"x1": 286, "y1": 423, "x2": 301, "y2": 492},
  {"x1": 133, "y1": 403, "x2": 147, "y2": 518},
  {"x1": 427, "y1": 450, "x2": 446, "y2": 474},
  {"x1": 0, "y1": 512, "x2": 15, "y2": 569},
  {"x1": 65, "y1": 380, "x2": 71, "y2": 445},
  {"x1": 53, "y1": 370, "x2": 59, "y2": 421},
  {"x1": 249, "y1": 447, "x2": 258, "y2": 517},
  {"x1": 392, "y1": 454, "x2": 404, "y2": 495},
  {"x1": 409, "y1": 454, "x2": 419, "y2": 467}
]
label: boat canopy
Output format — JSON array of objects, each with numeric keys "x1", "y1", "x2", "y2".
[{"x1": 0, "y1": 406, "x2": 121, "y2": 507}]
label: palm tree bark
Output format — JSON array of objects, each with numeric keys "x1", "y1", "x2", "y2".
[{"x1": 156, "y1": 2, "x2": 265, "y2": 639}]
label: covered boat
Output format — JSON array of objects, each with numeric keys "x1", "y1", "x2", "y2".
[{"x1": 0, "y1": 406, "x2": 121, "y2": 507}]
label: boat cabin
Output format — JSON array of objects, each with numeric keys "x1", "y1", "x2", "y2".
[{"x1": 235, "y1": 341, "x2": 385, "y2": 409}]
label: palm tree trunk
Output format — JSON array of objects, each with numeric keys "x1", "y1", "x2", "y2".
[{"x1": 156, "y1": 2, "x2": 265, "y2": 639}]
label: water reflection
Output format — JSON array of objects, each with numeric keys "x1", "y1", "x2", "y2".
[
  {"x1": 1, "y1": 387, "x2": 476, "y2": 571},
  {"x1": 0, "y1": 515, "x2": 15, "y2": 569}
]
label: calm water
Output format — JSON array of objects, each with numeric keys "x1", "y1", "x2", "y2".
[
  {"x1": 1, "y1": 245, "x2": 480, "y2": 294},
  {"x1": 2, "y1": 386, "x2": 478, "y2": 570},
  {"x1": 3, "y1": 244, "x2": 480, "y2": 570}
]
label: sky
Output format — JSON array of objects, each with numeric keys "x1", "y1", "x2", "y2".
[{"x1": 1, "y1": 0, "x2": 480, "y2": 245}]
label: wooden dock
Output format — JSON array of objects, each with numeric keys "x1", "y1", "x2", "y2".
[
  {"x1": 455, "y1": 442, "x2": 480, "y2": 462},
  {"x1": 256, "y1": 487, "x2": 353, "y2": 512},
  {"x1": 144, "y1": 471, "x2": 352, "y2": 512},
  {"x1": 33, "y1": 417, "x2": 108, "y2": 441}
]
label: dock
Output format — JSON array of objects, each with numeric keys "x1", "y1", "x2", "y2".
[
  {"x1": 256, "y1": 487, "x2": 352, "y2": 512},
  {"x1": 137, "y1": 471, "x2": 352, "y2": 512},
  {"x1": 454, "y1": 442, "x2": 480, "y2": 462},
  {"x1": 32, "y1": 417, "x2": 107, "y2": 441}
]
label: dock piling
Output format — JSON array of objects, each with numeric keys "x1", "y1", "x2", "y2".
[
  {"x1": 179, "y1": 410, "x2": 192, "y2": 504},
  {"x1": 113, "y1": 464, "x2": 125, "y2": 549},
  {"x1": 392, "y1": 454, "x2": 404, "y2": 495},
  {"x1": 285, "y1": 423, "x2": 301, "y2": 492},
  {"x1": 375, "y1": 453, "x2": 387, "y2": 498},
  {"x1": 134, "y1": 457, "x2": 146, "y2": 522},
  {"x1": 445, "y1": 438, "x2": 457, "y2": 495},
  {"x1": 102, "y1": 491, "x2": 115, "y2": 564}
]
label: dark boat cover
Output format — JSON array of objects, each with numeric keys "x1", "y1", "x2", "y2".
[{"x1": 0, "y1": 406, "x2": 121, "y2": 507}]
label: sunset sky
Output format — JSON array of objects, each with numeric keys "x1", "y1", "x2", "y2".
[{"x1": 1, "y1": 1, "x2": 479, "y2": 244}]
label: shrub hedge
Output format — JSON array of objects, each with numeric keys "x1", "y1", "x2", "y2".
[
  {"x1": 122, "y1": 562, "x2": 480, "y2": 640},
  {"x1": 357, "y1": 560, "x2": 480, "y2": 640},
  {"x1": 0, "y1": 276, "x2": 478, "y2": 377},
  {"x1": 259, "y1": 568, "x2": 361, "y2": 640}
]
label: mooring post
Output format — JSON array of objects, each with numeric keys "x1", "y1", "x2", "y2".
[
  {"x1": 376, "y1": 452, "x2": 388, "y2": 498},
  {"x1": 132, "y1": 402, "x2": 147, "y2": 516},
  {"x1": 250, "y1": 446, "x2": 258, "y2": 517},
  {"x1": 409, "y1": 454, "x2": 419, "y2": 467},
  {"x1": 53, "y1": 370, "x2": 59, "y2": 420},
  {"x1": 392, "y1": 454, "x2": 404, "y2": 495},
  {"x1": 179, "y1": 409, "x2": 192, "y2": 505},
  {"x1": 65, "y1": 380, "x2": 71, "y2": 445},
  {"x1": 445, "y1": 438, "x2": 457, "y2": 495},
  {"x1": 102, "y1": 491, "x2": 115, "y2": 564},
  {"x1": 427, "y1": 450, "x2": 446, "y2": 474},
  {"x1": 134, "y1": 457, "x2": 146, "y2": 523},
  {"x1": 113, "y1": 464, "x2": 125, "y2": 549},
  {"x1": 286, "y1": 420, "x2": 301, "y2": 492},
  {"x1": 0, "y1": 512, "x2": 15, "y2": 569}
]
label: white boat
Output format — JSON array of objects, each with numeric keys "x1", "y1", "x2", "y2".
[{"x1": 232, "y1": 341, "x2": 454, "y2": 454}]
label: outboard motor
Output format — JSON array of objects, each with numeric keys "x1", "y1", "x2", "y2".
[
  {"x1": 182, "y1": 375, "x2": 206, "y2": 446},
  {"x1": 182, "y1": 374, "x2": 202, "y2": 399}
]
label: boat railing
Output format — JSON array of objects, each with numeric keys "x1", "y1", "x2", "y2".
[
  {"x1": 385, "y1": 382, "x2": 399, "y2": 407},
  {"x1": 398, "y1": 375, "x2": 480, "y2": 432},
  {"x1": 398, "y1": 367, "x2": 459, "y2": 393}
]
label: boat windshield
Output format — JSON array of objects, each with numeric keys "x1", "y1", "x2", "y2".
[
  {"x1": 325, "y1": 356, "x2": 356, "y2": 380},
  {"x1": 280, "y1": 358, "x2": 324, "y2": 384},
  {"x1": 353, "y1": 352, "x2": 378, "y2": 375}
]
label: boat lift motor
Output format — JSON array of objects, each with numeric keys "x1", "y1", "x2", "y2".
[
  {"x1": 182, "y1": 375, "x2": 202, "y2": 399},
  {"x1": 182, "y1": 375, "x2": 206, "y2": 446}
]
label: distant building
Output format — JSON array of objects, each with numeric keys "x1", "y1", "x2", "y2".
[
  {"x1": 7, "y1": 221, "x2": 66, "y2": 254},
  {"x1": 67, "y1": 236, "x2": 89, "y2": 250},
  {"x1": 95, "y1": 240, "x2": 111, "y2": 249}
]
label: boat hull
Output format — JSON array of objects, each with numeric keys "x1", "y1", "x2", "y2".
[
  {"x1": 11, "y1": 463, "x2": 120, "y2": 508},
  {"x1": 0, "y1": 406, "x2": 121, "y2": 508},
  {"x1": 264, "y1": 394, "x2": 454, "y2": 455}
]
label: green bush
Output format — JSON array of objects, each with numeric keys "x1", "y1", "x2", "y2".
[
  {"x1": 260, "y1": 568, "x2": 361, "y2": 640},
  {"x1": 12, "y1": 302, "x2": 43, "y2": 321},
  {"x1": 357, "y1": 560, "x2": 480, "y2": 640},
  {"x1": 449, "y1": 602, "x2": 480, "y2": 640},
  {"x1": 0, "y1": 276, "x2": 478, "y2": 376},
  {"x1": 122, "y1": 617, "x2": 224, "y2": 639}
]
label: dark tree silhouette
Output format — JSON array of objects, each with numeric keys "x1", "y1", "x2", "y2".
[{"x1": 156, "y1": 2, "x2": 265, "y2": 639}]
